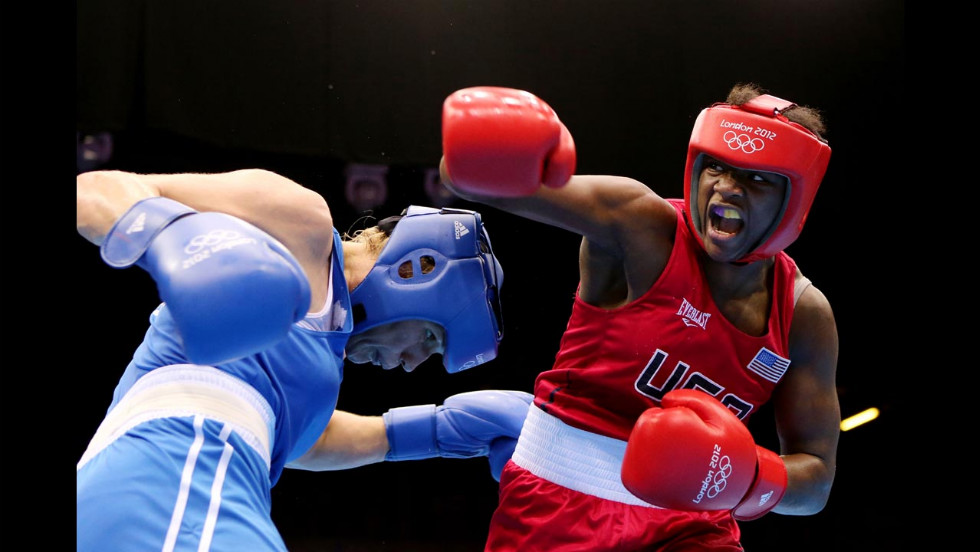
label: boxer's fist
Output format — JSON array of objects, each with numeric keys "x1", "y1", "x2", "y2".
[
  {"x1": 383, "y1": 390, "x2": 533, "y2": 481},
  {"x1": 621, "y1": 389, "x2": 787, "y2": 520},
  {"x1": 442, "y1": 86, "x2": 575, "y2": 197},
  {"x1": 101, "y1": 197, "x2": 311, "y2": 365}
]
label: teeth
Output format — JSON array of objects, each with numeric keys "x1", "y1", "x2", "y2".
[
  {"x1": 711, "y1": 205, "x2": 741, "y2": 220},
  {"x1": 709, "y1": 205, "x2": 744, "y2": 235}
]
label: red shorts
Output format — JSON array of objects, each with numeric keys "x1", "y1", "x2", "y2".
[
  {"x1": 485, "y1": 462, "x2": 742, "y2": 552},
  {"x1": 484, "y1": 406, "x2": 743, "y2": 552}
]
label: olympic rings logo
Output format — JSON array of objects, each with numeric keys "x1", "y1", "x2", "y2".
[
  {"x1": 184, "y1": 229, "x2": 243, "y2": 254},
  {"x1": 705, "y1": 455, "x2": 733, "y2": 498},
  {"x1": 723, "y1": 131, "x2": 765, "y2": 154}
]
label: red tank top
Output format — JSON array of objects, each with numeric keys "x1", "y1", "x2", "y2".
[{"x1": 534, "y1": 199, "x2": 798, "y2": 441}]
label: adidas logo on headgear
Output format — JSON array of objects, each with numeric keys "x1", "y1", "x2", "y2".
[{"x1": 454, "y1": 220, "x2": 469, "y2": 239}]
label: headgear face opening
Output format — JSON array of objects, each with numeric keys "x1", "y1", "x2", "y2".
[
  {"x1": 683, "y1": 94, "x2": 832, "y2": 263},
  {"x1": 349, "y1": 206, "x2": 504, "y2": 373}
]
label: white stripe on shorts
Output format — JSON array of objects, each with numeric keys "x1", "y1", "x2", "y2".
[
  {"x1": 198, "y1": 424, "x2": 235, "y2": 552},
  {"x1": 163, "y1": 415, "x2": 207, "y2": 552}
]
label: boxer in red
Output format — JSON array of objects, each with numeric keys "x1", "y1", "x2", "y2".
[{"x1": 440, "y1": 84, "x2": 840, "y2": 551}]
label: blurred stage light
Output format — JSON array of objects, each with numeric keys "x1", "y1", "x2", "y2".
[
  {"x1": 345, "y1": 163, "x2": 389, "y2": 212},
  {"x1": 840, "y1": 407, "x2": 879, "y2": 431}
]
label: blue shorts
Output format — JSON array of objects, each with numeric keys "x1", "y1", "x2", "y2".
[
  {"x1": 77, "y1": 365, "x2": 285, "y2": 552},
  {"x1": 77, "y1": 415, "x2": 285, "y2": 552}
]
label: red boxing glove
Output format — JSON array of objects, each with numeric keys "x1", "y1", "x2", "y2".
[
  {"x1": 442, "y1": 86, "x2": 576, "y2": 197},
  {"x1": 621, "y1": 389, "x2": 787, "y2": 521}
]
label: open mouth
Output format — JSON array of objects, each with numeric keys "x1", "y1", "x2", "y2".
[{"x1": 708, "y1": 204, "x2": 744, "y2": 236}]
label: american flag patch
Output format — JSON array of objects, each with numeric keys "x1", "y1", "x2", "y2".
[{"x1": 747, "y1": 348, "x2": 790, "y2": 383}]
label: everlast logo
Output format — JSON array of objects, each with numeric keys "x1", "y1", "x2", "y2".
[{"x1": 677, "y1": 298, "x2": 710, "y2": 330}]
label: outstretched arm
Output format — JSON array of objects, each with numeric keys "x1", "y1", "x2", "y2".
[
  {"x1": 438, "y1": 86, "x2": 677, "y2": 307},
  {"x1": 288, "y1": 390, "x2": 533, "y2": 481},
  {"x1": 438, "y1": 87, "x2": 677, "y2": 256},
  {"x1": 286, "y1": 410, "x2": 389, "y2": 471}
]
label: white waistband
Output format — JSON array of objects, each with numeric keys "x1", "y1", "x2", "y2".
[
  {"x1": 512, "y1": 405, "x2": 657, "y2": 508},
  {"x1": 77, "y1": 364, "x2": 276, "y2": 471}
]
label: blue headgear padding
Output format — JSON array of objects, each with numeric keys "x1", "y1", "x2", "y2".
[{"x1": 349, "y1": 206, "x2": 504, "y2": 373}]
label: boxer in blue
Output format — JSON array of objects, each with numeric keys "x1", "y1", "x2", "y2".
[{"x1": 76, "y1": 168, "x2": 530, "y2": 551}]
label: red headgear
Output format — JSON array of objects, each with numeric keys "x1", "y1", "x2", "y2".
[{"x1": 683, "y1": 94, "x2": 831, "y2": 263}]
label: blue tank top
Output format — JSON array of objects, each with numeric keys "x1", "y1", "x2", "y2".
[{"x1": 106, "y1": 229, "x2": 353, "y2": 485}]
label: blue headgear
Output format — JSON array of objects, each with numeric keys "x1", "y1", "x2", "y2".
[{"x1": 349, "y1": 206, "x2": 504, "y2": 373}]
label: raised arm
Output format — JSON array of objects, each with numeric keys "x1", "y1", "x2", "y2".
[
  {"x1": 77, "y1": 169, "x2": 335, "y2": 308},
  {"x1": 77, "y1": 169, "x2": 332, "y2": 262},
  {"x1": 76, "y1": 169, "x2": 334, "y2": 364}
]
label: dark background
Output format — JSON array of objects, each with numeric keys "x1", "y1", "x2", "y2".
[{"x1": 70, "y1": 1, "x2": 905, "y2": 550}]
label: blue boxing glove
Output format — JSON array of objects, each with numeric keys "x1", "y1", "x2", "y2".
[
  {"x1": 383, "y1": 390, "x2": 533, "y2": 481},
  {"x1": 100, "y1": 196, "x2": 311, "y2": 365}
]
